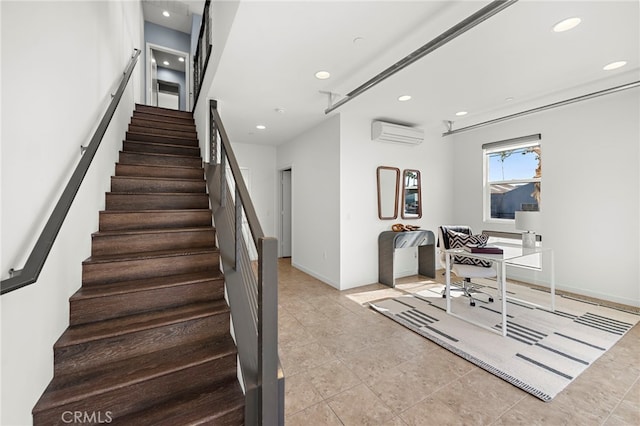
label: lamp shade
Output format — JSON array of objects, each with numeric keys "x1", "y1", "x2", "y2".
[{"x1": 515, "y1": 211, "x2": 541, "y2": 233}]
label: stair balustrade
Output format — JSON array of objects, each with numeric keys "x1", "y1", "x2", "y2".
[
  {"x1": 193, "y1": 0, "x2": 212, "y2": 109},
  {"x1": 206, "y1": 100, "x2": 284, "y2": 425}
]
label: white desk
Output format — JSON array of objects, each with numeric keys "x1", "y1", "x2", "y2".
[{"x1": 444, "y1": 243, "x2": 555, "y2": 337}]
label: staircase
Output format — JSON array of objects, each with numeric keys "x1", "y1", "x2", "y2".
[{"x1": 32, "y1": 105, "x2": 244, "y2": 425}]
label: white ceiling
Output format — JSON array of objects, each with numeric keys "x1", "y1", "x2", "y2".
[{"x1": 207, "y1": 0, "x2": 639, "y2": 146}]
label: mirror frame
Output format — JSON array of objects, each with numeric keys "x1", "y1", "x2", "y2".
[
  {"x1": 401, "y1": 169, "x2": 422, "y2": 219},
  {"x1": 376, "y1": 166, "x2": 400, "y2": 220}
]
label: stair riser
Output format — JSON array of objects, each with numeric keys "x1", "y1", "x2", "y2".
[
  {"x1": 91, "y1": 229, "x2": 216, "y2": 257},
  {"x1": 38, "y1": 355, "x2": 236, "y2": 424},
  {"x1": 133, "y1": 111, "x2": 194, "y2": 126},
  {"x1": 123, "y1": 141, "x2": 200, "y2": 157},
  {"x1": 115, "y1": 164, "x2": 204, "y2": 180},
  {"x1": 126, "y1": 132, "x2": 198, "y2": 147},
  {"x1": 135, "y1": 104, "x2": 193, "y2": 119},
  {"x1": 82, "y1": 252, "x2": 219, "y2": 286},
  {"x1": 99, "y1": 210, "x2": 212, "y2": 231},
  {"x1": 110, "y1": 177, "x2": 206, "y2": 194},
  {"x1": 128, "y1": 125, "x2": 197, "y2": 140},
  {"x1": 105, "y1": 193, "x2": 209, "y2": 211},
  {"x1": 130, "y1": 117, "x2": 196, "y2": 133},
  {"x1": 119, "y1": 151, "x2": 201, "y2": 168},
  {"x1": 70, "y1": 279, "x2": 225, "y2": 326}
]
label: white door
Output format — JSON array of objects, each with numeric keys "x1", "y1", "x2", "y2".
[{"x1": 280, "y1": 169, "x2": 292, "y2": 257}]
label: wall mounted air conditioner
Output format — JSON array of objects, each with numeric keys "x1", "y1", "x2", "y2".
[{"x1": 371, "y1": 121, "x2": 424, "y2": 145}]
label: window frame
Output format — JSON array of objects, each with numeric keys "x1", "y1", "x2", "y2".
[{"x1": 483, "y1": 136, "x2": 541, "y2": 223}]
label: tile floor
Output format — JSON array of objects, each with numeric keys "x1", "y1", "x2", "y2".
[{"x1": 277, "y1": 259, "x2": 640, "y2": 425}]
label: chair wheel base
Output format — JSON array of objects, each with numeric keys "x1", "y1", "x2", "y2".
[
  {"x1": 489, "y1": 297, "x2": 494, "y2": 303},
  {"x1": 442, "y1": 294, "x2": 446, "y2": 298},
  {"x1": 470, "y1": 301, "x2": 476, "y2": 307}
]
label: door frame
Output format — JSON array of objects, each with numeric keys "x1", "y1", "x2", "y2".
[{"x1": 145, "y1": 42, "x2": 191, "y2": 111}]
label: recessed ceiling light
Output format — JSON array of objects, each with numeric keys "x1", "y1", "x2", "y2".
[
  {"x1": 178, "y1": 57, "x2": 184, "y2": 62},
  {"x1": 162, "y1": 10, "x2": 170, "y2": 17},
  {"x1": 553, "y1": 17, "x2": 581, "y2": 32},
  {"x1": 398, "y1": 95, "x2": 412, "y2": 102},
  {"x1": 163, "y1": 60, "x2": 169, "y2": 66},
  {"x1": 152, "y1": 58, "x2": 156, "y2": 63},
  {"x1": 256, "y1": 125, "x2": 266, "y2": 130},
  {"x1": 315, "y1": 71, "x2": 331, "y2": 80},
  {"x1": 603, "y1": 60, "x2": 627, "y2": 71},
  {"x1": 455, "y1": 111, "x2": 468, "y2": 116}
]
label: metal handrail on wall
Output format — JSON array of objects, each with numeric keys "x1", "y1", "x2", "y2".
[
  {"x1": 206, "y1": 100, "x2": 284, "y2": 425},
  {"x1": 1, "y1": 49, "x2": 141, "y2": 296}
]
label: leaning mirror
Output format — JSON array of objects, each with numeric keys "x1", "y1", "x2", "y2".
[
  {"x1": 376, "y1": 166, "x2": 400, "y2": 219},
  {"x1": 402, "y1": 169, "x2": 422, "y2": 219}
]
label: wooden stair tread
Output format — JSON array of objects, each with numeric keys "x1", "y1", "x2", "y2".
[
  {"x1": 55, "y1": 301, "x2": 229, "y2": 348},
  {"x1": 115, "y1": 162, "x2": 203, "y2": 171},
  {"x1": 111, "y1": 176, "x2": 205, "y2": 184},
  {"x1": 124, "y1": 140, "x2": 200, "y2": 150},
  {"x1": 100, "y1": 208, "x2": 211, "y2": 214},
  {"x1": 135, "y1": 104, "x2": 193, "y2": 118},
  {"x1": 126, "y1": 131, "x2": 198, "y2": 143},
  {"x1": 115, "y1": 377, "x2": 244, "y2": 425},
  {"x1": 118, "y1": 150, "x2": 201, "y2": 162},
  {"x1": 34, "y1": 337, "x2": 236, "y2": 412},
  {"x1": 83, "y1": 246, "x2": 218, "y2": 264},
  {"x1": 71, "y1": 271, "x2": 223, "y2": 300},
  {"x1": 92, "y1": 226, "x2": 214, "y2": 239}
]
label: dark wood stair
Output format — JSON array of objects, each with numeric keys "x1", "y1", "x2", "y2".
[{"x1": 32, "y1": 105, "x2": 244, "y2": 425}]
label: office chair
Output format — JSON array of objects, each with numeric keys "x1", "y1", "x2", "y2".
[{"x1": 438, "y1": 225, "x2": 496, "y2": 306}]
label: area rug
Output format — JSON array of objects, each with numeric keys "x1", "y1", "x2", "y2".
[{"x1": 369, "y1": 281, "x2": 638, "y2": 401}]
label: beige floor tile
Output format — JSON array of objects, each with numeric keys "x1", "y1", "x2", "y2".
[
  {"x1": 279, "y1": 341, "x2": 336, "y2": 376},
  {"x1": 305, "y1": 358, "x2": 362, "y2": 399},
  {"x1": 285, "y1": 401, "x2": 343, "y2": 426},
  {"x1": 327, "y1": 384, "x2": 396, "y2": 425},
  {"x1": 492, "y1": 395, "x2": 589, "y2": 426},
  {"x1": 284, "y1": 372, "x2": 324, "y2": 417},
  {"x1": 277, "y1": 260, "x2": 640, "y2": 425}
]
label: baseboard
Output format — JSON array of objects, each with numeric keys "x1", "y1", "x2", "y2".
[{"x1": 290, "y1": 261, "x2": 340, "y2": 290}]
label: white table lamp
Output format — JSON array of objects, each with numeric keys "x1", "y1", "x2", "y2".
[{"x1": 515, "y1": 211, "x2": 541, "y2": 248}]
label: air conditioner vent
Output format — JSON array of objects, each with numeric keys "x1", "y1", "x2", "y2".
[{"x1": 371, "y1": 121, "x2": 424, "y2": 145}]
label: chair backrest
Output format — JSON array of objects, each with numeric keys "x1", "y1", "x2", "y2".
[{"x1": 438, "y1": 225, "x2": 472, "y2": 268}]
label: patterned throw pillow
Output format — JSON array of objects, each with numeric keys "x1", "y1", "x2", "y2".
[{"x1": 446, "y1": 230, "x2": 492, "y2": 267}]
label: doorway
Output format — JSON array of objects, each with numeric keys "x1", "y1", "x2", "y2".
[
  {"x1": 280, "y1": 169, "x2": 292, "y2": 258},
  {"x1": 146, "y1": 43, "x2": 191, "y2": 111}
]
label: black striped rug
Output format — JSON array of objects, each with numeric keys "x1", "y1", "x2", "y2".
[{"x1": 370, "y1": 286, "x2": 638, "y2": 401}]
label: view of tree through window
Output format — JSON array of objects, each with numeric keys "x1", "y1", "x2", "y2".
[{"x1": 486, "y1": 144, "x2": 541, "y2": 219}]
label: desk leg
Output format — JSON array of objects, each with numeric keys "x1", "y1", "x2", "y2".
[
  {"x1": 445, "y1": 252, "x2": 451, "y2": 314},
  {"x1": 500, "y1": 262, "x2": 507, "y2": 337},
  {"x1": 550, "y1": 250, "x2": 555, "y2": 312}
]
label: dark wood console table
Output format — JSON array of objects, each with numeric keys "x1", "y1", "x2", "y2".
[{"x1": 378, "y1": 230, "x2": 436, "y2": 287}]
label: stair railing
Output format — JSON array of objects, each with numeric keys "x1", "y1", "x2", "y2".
[
  {"x1": 193, "y1": 0, "x2": 212, "y2": 108},
  {"x1": 205, "y1": 100, "x2": 284, "y2": 425},
  {"x1": 1, "y1": 49, "x2": 141, "y2": 296}
]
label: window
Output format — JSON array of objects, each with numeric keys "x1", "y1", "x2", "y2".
[{"x1": 483, "y1": 134, "x2": 541, "y2": 220}]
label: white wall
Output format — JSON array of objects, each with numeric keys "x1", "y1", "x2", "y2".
[
  {"x1": 231, "y1": 143, "x2": 278, "y2": 239},
  {"x1": 449, "y1": 88, "x2": 640, "y2": 307},
  {"x1": 277, "y1": 115, "x2": 342, "y2": 288},
  {"x1": 0, "y1": 1, "x2": 144, "y2": 424},
  {"x1": 339, "y1": 112, "x2": 454, "y2": 289}
]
